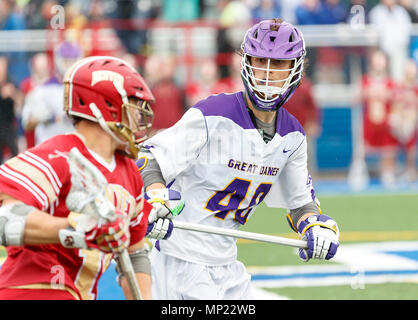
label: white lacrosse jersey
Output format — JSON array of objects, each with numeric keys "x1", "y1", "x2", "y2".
[
  {"x1": 145, "y1": 92, "x2": 315, "y2": 265},
  {"x1": 22, "y1": 77, "x2": 74, "y2": 145}
]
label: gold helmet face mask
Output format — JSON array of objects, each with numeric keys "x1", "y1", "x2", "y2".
[{"x1": 108, "y1": 99, "x2": 154, "y2": 159}]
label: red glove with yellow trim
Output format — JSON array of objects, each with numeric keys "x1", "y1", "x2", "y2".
[{"x1": 59, "y1": 210, "x2": 130, "y2": 254}]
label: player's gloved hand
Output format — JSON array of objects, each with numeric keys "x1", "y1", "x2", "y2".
[
  {"x1": 59, "y1": 210, "x2": 130, "y2": 254},
  {"x1": 66, "y1": 189, "x2": 116, "y2": 222},
  {"x1": 146, "y1": 217, "x2": 173, "y2": 240},
  {"x1": 297, "y1": 214, "x2": 339, "y2": 262},
  {"x1": 145, "y1": 188, "x2": 184, "y2": 240}
]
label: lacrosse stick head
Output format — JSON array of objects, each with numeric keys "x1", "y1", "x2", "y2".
[
  {"x1": 65, "y1": 147, "x2": 117, "y2": 222},
  {"x1": 64, "y1": 56, "x2": 155, "y2": 159}
]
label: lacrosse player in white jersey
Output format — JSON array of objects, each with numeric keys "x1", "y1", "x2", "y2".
[{"x1": 137, "y1": 18, "x2": 340, "y2": 300}]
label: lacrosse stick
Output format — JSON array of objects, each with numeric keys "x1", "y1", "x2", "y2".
[
  {"x1": 172, "y1": 221, "x2": 308, "y2": 249},
  {"x1": 65, "y1": 147, "x2": 142, "y2": 300}
]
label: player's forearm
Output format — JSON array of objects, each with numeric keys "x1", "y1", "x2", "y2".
[
  {"x1": 139, "y1": 157, "x2": 166, "y2": 190},
  {"x1": 0, "y1": 197, "x2": 69, "y2": 246},
  {"x1": 118, "y1": 240, "x2": 152, "y2": 300},
  {"x1": 24, "y1": 210, "x2": 69, "y2": 245},
  {"x1": 121, "y1": 272, "x2": 152, "y2": 300},
  {"x1": 287, "y1": 201, "x2": 321, "y2": 232},
  {"x1": 146, "y1": 182, "x2": 166, "y2": 191},
  {"x1": 296, "y1": 212, "x2": 317, "y2": 229}
]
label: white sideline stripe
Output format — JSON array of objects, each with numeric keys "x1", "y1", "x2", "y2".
[
  {"x1": 253, "y1": 274, "x2": 418, "y2": 288},
  {"x1": 252, "y1": 287, "x2": 290, "y2": 300},
  {"x1": 249, "y1": 241, "x2": 418, "y2": 288}
]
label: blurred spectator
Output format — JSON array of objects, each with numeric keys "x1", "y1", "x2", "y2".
[
  {"x1": 0, "y1": 0, "x2": 30, "y2": 87},
  {"x1": 19, "y1": 53, "x2": 51, "y2": 149},
  {"x1": 317, "y1": 0, "x2": 347, "y2": 24},
  {"x1": 186, "y1": 54, "x2": 244, "y2": 107},
  {"x1": 21, "y1": 41, "x2": 82, "y2": 146},
  {"x1": 284, "y1": 77, "x2": 321, "y2": 175},
  {"x1": 144, "y1": 55, "x2": 185, "y2": 134},
  {"x1": 369, "y1": 0, "x2": 412, "y2": 82},
  {"x1": 399, "y1": 0, "x2": 418, "y2": 23},
  {"x1": 295, "y1": 0, "x2": 322, "y2": 25},
  {"x1": 360, "y1": 49, "x2": 397, "y2": 187},
  {"x1": 345, "y1": 0, "x2": 370, "y2": 24},
  {"x1": 63, "y1": 1, "x2": 88, "y2": 43},
  {"x1": 218, "y1": 0, "x2": 252, "y2": 28},
  {"x1": 82, "y1": 0, "x2": 122, "y2": 57},
  {"x1": 162, "y1": 0, "x2": 200, "y2": 21},
  {"x1": 217, "y1": 0, "x2": 252, "y2": 78},
  {"x1": 343, "y1": 0, "x2": 370, "y2": 84},
  {"x1": 20, "y1": 53, "x2": 51, "y2": 96},
  {"x1": 251, "y1": 0, "x2": 281, "y2": 22},
  {"x1": 281, "y1": 0, "x2": 303, "y2": 24},
  {"x1": 186, "y1": 58, "x2": 220, "y2": 107},
  {"x1": 316, "y1": 0, "x2": 347, "y2": 84},
  {"x1": 295, "y1": 0, "x2": 321, "y2": 80},
  {"x1": 108, "y1": 0, "x2": 152, "y2": 55},
  {"x1": 0, "y1": 56, "x2": 18, "y2": 164},
  {"x1": 212, "y1": 52, "x2": 244, "y2": 94},
  {"x1": 388, "y1": 59, "x2": 418, "y2": 183},
  {"x1": 284, "y1": 77, "x2": 321, "y2": 139},
  {"x1": 25, "y1": 0, "x2": 57, "y2": 29}
]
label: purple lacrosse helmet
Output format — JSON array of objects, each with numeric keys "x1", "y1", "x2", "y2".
[
  {"x1": 240, "y1": 19, "x2": 306, "y2": 111},
  {"x1": 54, "y1": 40, "x2": 83, "y2": 77}
]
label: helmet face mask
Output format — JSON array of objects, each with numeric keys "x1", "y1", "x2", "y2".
[
  {"x1": 242, "y1": 54, "x2": 304, "y2": 102},
  {"x1": 240, "y1": 19, "x2": 306, "y2": 111},
  {"x1": 112, "y1": 98, "x2": 154, "y2": 156},
  {"x1": 64, "y1": 56, "x2": 155, "y2": 159}
]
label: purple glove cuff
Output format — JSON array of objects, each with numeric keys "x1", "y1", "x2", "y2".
[
  {"x1": 164, "y1": 220, "x2": 174, "y2": 240},
  {"x1": 326, "y1": 242, "x2": 339, "y2": 260},
  {"x1": 146, "y1": 222, "x2": 154, "y2": 235},
  {"x1": 146, "y1": 219, "x2": 174, "y2": 240}
]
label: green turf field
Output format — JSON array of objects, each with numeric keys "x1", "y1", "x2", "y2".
[
  {"x1": 1, "y1": 192, "x2": 416, "y2": 300},
  {"x1": 237, "y1": 192, "x2": 418, "y2": 299},
  {"x1": 268, "y1": 283, "x2": 418, "y2": 300}
]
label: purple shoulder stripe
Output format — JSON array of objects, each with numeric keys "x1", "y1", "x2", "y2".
[
  {"x1": 193, "y1": 92, "x2": 305, "y2": 136},
  {"x1": 192, "y1": 92, "x2": 255, "y2": 130},
  {"x1": 276, "y1": 107, "x2": 305, "y2": 137}
]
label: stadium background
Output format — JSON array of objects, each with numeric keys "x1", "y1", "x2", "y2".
[{"x1": 0, "y1": 0, "x2": 417, "y2": 300}]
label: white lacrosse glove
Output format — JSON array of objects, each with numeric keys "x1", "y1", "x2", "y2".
[
  {"x1": 145, "y1": 188, "x2": 184, "y2": 240},
  {"x1": 59, "y1": 210, "x2": 130, "y2": 254},
  {"x1": 62, "y1": 190, "x2": 130, "y2": 254},
  {"x1": 297, "y1": 214, "x2": 339, "y2": 262}
]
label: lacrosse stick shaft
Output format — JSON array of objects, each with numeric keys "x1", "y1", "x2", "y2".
[
  {"x1": 118, "y1": 250, "x2": 143, "y2": 300},
  {"x1": 173, "y1": 221, "x2": 308, "y2": 249},
  {"x1": 67, "y1": 148, "x2": 143, "y2": 300}
]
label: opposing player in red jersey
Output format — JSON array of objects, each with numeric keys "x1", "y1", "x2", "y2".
[
  {"x1": 0, "y1": 56, "x2": 158, "y2": 300},
  {"x1": 361, "y1": 49, "x2": 398, "y2": 187},
  {"x1": 389, "y1": 59, "x2": 418, "y2": 182}
]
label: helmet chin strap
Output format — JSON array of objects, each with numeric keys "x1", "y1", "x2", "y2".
[
  {"x1": 89, "y1": 80, "x2": 140, "y2": 158},
  {"x1": 242, "y1": 74, "x2": 280, "y2": 112},
  {"x1": 89, "y1": 102, "x2": 128, "y2": 147}
]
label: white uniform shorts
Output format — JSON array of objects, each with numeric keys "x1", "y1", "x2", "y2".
[{"x1": 150, "y1": 248, "x2": 254, "y2": 300}]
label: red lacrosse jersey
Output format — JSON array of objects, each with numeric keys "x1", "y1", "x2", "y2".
[
  {"x1": 361, "y1": 75, "x2": 398, "y2": 150},
  {"x1": 0, "y1": 133, "x2": 151, "y2": 300},
  {"x1": 389, "y1": 82, "x2": 418, "y2": 150}
]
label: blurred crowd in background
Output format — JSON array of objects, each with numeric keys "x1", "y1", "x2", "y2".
[{"x1": 0, "y1": 0, "x2": 417, "y2": 188}]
